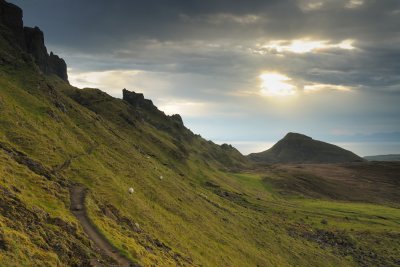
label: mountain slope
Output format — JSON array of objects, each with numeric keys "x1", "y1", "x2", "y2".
[
  {"x1": 1, "y1": 1, "x2": 399, "y2": 266},
  {"x1": 248, "y1": 132, "x2": 364, "y2": 163}
]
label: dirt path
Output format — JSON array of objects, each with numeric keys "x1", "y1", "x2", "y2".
[
  {"x1": 53, "y1": 143, "x2": 97, "y2": 173},
  {"x1": 70, "y1": 185, "x2": 134, "y2": 267}
]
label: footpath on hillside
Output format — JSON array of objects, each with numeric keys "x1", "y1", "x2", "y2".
[{"x1": 70, "y1": 185, "x2": 136, "y2": 267}]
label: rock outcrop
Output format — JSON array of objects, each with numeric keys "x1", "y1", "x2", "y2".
[
  {"x1": 122, "y1": 88, "x2": 186, "y2": 129},
  {"x1": 170, "y1": 114, "x2": 183, "y2": 125},
  {"x1": 24, "y1": 26, "x2": 68, "y2": 81},
  {"x1": 0, "y1": 0, "x2": 24, "y2": 47},
  {"x1": 0, "y1": 0, "x2": 68, "y2": 82},
  {"x1": 122, "y1": 88, "x2": 159, "y2": 113}
]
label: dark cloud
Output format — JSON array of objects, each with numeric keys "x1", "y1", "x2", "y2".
[
  {"x1": 11, "y1": 0, "x2": 400, "y2": 45},
  {"x1": 8, "y1": 0, "x2": 400, "y2": 154}
]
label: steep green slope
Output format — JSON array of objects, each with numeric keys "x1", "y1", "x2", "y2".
[
  {"x1": 248, "y1": 132, "x2": 364, "y2": 164},
  {"x1": 1, "y1": 1, "x2": 399, "y2": 266}
]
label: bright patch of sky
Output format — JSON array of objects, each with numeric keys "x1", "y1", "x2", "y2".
[
  {"x1": 259, "y1": 73, "x2": 297, "y2": 96},
  {"x1": 255, "y1": 39, "x2": 355, "y2": 54}
]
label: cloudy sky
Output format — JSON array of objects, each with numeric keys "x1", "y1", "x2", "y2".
[{"x1": 11, "y1": 0, "x2": 400, "y2": 155}]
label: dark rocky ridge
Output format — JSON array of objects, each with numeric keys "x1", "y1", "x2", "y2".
[
  {"x1": 0, "y1": 0, "x2": 68, "y2": 82},
  {"x1": 248, "y1": 132, "x2": 364, "y2": 164},
  {"x1": 122, "y1": 88, "x2": 159, "y2": 113},
  {"x1": 24, "y1": 26, "x2": 68, "y2": 81},
  {"x1": 122, "y1": 88, "x2": 184, "y2": 127}
]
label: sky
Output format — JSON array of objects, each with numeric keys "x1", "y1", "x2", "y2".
[{"x1": 10, "y1": 0, "x2": 400, "y2": 156}]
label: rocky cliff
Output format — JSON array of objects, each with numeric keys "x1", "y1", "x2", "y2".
[
  {"x1": 0, "y1": 0, "x2": 68, "y2": 82},
  {"x1": 122, "y1": 88, "x2": 184, "y2": 128},
  {"x1": 24, "y1": 26, "x2": 68, "y2": 81},
  {"x1": 0, "y1": 0, "x2": 24, "y2": 47},
  {"x1": 122, "y1": 88, "x2": 159, "y2": 113}
]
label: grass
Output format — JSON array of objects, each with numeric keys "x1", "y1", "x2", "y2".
[{"x1": 0, "y1": 33, "x2": 399, "y2": 266}]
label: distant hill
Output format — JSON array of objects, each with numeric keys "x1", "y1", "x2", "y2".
[
  {"x1": 248, "y1": 132, "x2": 364, "y2": 163},
  {"x1": 364, "y1": 154, "x2": 400, "y2": 161}
]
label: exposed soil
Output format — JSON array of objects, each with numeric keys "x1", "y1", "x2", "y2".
[{"x1": 70, "y1": 185, "x2": 136, "y2": 267}]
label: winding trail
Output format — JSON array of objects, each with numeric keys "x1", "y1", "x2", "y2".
[{"x1": 70, "y1": 185, "x2": 134, "y2": 267}]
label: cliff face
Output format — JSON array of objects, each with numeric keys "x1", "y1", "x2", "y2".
[
  {"x1": 0, "y1": 0, "x2": 24, "y2": 47},
  {"x1": 24, "y1": 26, "x2": 68, "y2": 81},
  {"x1": 0, "y1": 0, "x2": 68, "y2": 82},
  {"x1": 122, "y1": 88, "x2": 185, "y2": 129},
  {"x1": 122, "y1": 88, "x2": 158, "y2": 112}
]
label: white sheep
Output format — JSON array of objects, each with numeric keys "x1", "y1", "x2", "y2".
[
  {"x1": 128, "y1": 187, "x2": 134, "y2": 194},
  {"x1": 159, "y1": 175, "x2": 163, "y2": 180}
]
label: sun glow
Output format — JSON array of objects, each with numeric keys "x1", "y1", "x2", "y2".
[
  {"x1": 286, "y1": 40, "x2": 327, "y2": 53},
  {"x1": 259, "y1": 72, "x2": 297, "y2": 96},
  {"x1": 257, "y1": 39, "x2": 355, "y2": 54},
  {"x1": 303, "y1": 83, "x2": 353, "y2": 93}
]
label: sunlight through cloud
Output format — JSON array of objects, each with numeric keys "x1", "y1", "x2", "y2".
[
  {"x1": 304, "y1": 83, "x2": 353, "y2": 93},
  {"x1": 256, "y1": 39, "x2": 355, "y2": 54},
  {"x1": 345, "y1": 0, "x2": 364, "y2": 9},
  {"x1": 298, "y1": 0, "x2": 324, "y2": 11},
  {"x1": 259, "y1": 72, "x2": 297, "y2": 96}
]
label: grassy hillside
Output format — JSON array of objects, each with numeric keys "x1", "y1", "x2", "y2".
[
  {"x1": 248, "y1": 133, "x2": 364, "y2": 164},
  {"x1": 1, "y1": 4, "x2": 400, "y2": 266},
  {"x1": 261, "y1": 162, "x2": 400, "y2": 205}
]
